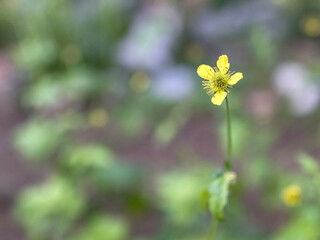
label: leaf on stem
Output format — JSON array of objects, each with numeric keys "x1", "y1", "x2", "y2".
[{"x1": 208, "y1": 171, "x2": 236, "y2": 221}]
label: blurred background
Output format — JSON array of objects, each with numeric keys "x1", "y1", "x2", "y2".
[{"x1": 0, "y1": 0, "x2": 320, "y2": 239}]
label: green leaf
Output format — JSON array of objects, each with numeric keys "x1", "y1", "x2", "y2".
[{"x1": 208, "y1": 171, "x2": 236, "y2": 221}]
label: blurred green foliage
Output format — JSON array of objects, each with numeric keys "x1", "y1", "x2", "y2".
[
  {"x1": 61, "y1": 145, "x2": 114, "y2": 174},
  {"x1": 14, "y1": 118, "x2": 68, "y2": 160},
  {"x1": 157, "y1": 166, "x2": 212, "y2": 226},
  {"x1": 272, "y1": 154, "x2": 320, "y2": 240},
  {"x1": 15, "y1": 177, "x2": 85, "y2": 239},
  {"x1": 69, "y1": 215, "x2": 128, "y2": 240}
]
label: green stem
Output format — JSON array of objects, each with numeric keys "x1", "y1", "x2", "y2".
[
  {"x1": 207, "y1": 220, "x2": 218, "y2": 240},
  {"x1": 224, "y1": 96, "x2": 232, "y2": 171}
]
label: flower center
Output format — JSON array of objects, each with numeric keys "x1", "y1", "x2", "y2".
[
  {"x1": 202, "y1": 72, "x2": 230, "y2": 95},
  {"x1": 211, "y1": 73, "x2": 228, "y2": 92}
]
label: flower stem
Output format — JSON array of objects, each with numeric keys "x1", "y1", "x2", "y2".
[
  {"x1": 207, "y1": 219, "x2": 218, "y2": 240},
  {"x1": 207, "y1": 97, "x2": 231, "y2": 239},
  {"x1": 224, "y1": 96, "x2": 232, "y2": 171}
]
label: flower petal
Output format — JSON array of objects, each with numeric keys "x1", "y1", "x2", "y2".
[
  {"x1": 197, "y1": 64, "x2": 215, "y2": 80},
  {"x1": 228, "y1": 72, "x2": 243, "y2": 85},
  {"x1": 211, "y1": 91, "x2": 227, "y2": 105},
  {"x1": 217, "y1": 55, "x2": 230, "y2": 74}
]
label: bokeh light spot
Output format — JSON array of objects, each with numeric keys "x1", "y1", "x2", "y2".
[
  {"x1": 301, "y1": 16, "x2": 320, "y2": 37},
  {"x1": 130, "y1": 71, "x2": 150, "y2": 93},
  {"x1": 60, "y1": 45, "x2": 82, "y2": 66},
  {"x1": 89, "y1": 108, "x2": 108, "y2": 128}
]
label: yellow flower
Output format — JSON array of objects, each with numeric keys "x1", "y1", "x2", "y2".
[
  {"x1": 281, "y1": 185, "x2": 302, "y2": 207},
  {"x1": 197, "y1": 55, "x2": 243, "y2": 105}
]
